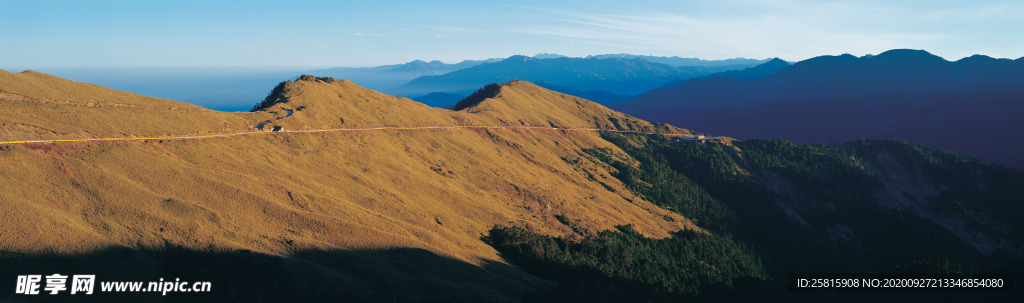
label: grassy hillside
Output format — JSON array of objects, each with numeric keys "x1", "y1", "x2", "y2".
[
  {"x1": 0, "y1": 69, "x2": 267, "y2": 141},
  {"x1": 249, "y1": 77, "x2": 686, "y2": 134},
  {"x1": 453, "y1": 80, "x2": 684, "y2": 133},
  {"x1": 2, "y1": 71, "x2": 1020, "y2": 301},
  {"x1": 1, "y1": 72, "x2": 698, "y2": 301}
]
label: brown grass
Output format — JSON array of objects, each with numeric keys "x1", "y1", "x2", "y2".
[{"x1": 0, "y1": 70, "x2": 699, "y2": 265}]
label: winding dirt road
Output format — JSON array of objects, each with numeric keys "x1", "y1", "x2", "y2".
[{"x1": 0, "y1": 126, "x2": 687, "y2": 145}]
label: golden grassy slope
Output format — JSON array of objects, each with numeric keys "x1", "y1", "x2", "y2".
[
  {"x1": 0, "y1": 129, "x2": 693, "y2": 259},
  {"x1": 0, "y1": 72, "x2": 697, "y2": 266},
  {"x1": 455, "y1": 80, "x2": 688, "y2": 133},
  {"x1": 0, "y1": 69, "x2": 269, "y2": 141},
  {"x1": 253, "y1": 77, "x2": 691, "y2": 135},
  {"x1": 1, "y1": 71, "x2": 687, "y2": 142},
  {"x1": 0, "y1": 70, "x2": 194, "y2": 108},
  {"x1": 255, "y1": 78, "x2": 462, "y2": 130}
]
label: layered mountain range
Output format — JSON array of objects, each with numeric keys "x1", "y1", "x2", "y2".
[
  {"x1": 616, "y1": 49, "x2": 1024, "y2": 170},
  {"x1": 35, "y1": 54, "x2": 766, "y2": 112},
  {"x1": 309, "y1": 58, "x2": 503, "y2": 93},
  {"x1": 390, "y1": 55, "x2": 754, "y2": 104},
  {"x1": 1, "y1": 70, "x2": 1021, "y2": 301}
]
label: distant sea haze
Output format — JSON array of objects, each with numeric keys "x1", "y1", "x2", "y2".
[
  {"x1": 32, "y1": 54, "x2": 768, "y2": 111},
  {"x1": 35, "y1": 67, "x2": 309, "y2": 112}
]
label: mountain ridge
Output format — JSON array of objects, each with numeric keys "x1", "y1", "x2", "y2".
[
  {"x1": 391, "y1": 55, "x2": 746, "y2": 99},
  {"x1": 308, "y1": 57, "x2": 503, "y2": 92},
  {"x1": 1, "y1": 69, "x2": 204, "y2": 109},
  {"x1": 2, "y1": 70, "x2": 1022, "y2": 301},
  {"x1": 616, "y1": 49, "x2": 1024, "y2": 169},
  {"x1": 0, "y1": 71, "x2": 698, "y2": 263},
  {"x1": 0, "y1": 69, "x2": 264, "y2": 140},
  {"x1": 242, "y1": 75, "x2": 690, "y2": 135},
  {"x1": 585, "y1": 54, "x2": 769, "y2": 67}
]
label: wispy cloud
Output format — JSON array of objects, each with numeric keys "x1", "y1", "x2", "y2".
[
  {"x1": 426, "y1": 26, "x2": 486, "y2": 33},
  {"x1": 352, "y1": 32, "x2": 381, "y2": 37},
  {"x1": 515, "y1": 2, "x2": 1017, "y2": 60}
]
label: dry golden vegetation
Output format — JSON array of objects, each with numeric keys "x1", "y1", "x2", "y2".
[
  {"x1": 454, "y1": 80, "x2": 684, "y2": 133},
  {"x1": 252, "y1": 77, "x2": 689, "y2": 135},
  {"x1": 0, "y1": 69, "x2": 270, "y2": 141},
  {"x1": 0, "y1": 70, "x2": 696, "y2": 266},
  {"x1": 9, "y1": 71, "x2": 1021, "y2": 301}
]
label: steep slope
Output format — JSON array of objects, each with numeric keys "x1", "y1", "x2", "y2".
[
  {"x1": 249, "y1": 75, "x2": 462, "y2": 130},
  {"x1": 3, "y1": 72, "x2": 1022, "y2": 301},
  {"x1": 601, "y1": 133, "x2": 1024, "y2": 262},
  {"x1": 0, "y1": 73, "x2": 696, "y2": 300},
  {"x1": 494, "y1": 133, "x2": 1024, "y2": 301},
  {"x1": 452, "y1": 80, "x2": 686, "y2": 134},
  {"x1": 617, "y1": 49, "x2": 1024, "y2": 169},
  {"x1": 247, "y1": 76, "x2": 688, "y2": 135}
]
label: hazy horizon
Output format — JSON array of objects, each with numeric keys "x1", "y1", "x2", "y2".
[
  {"x1": 6, "y1": 49, "x2": 1020, "y2": 73},
  {"x1": 3, "y1": 0, "x2": 1022, "y2": 70}
]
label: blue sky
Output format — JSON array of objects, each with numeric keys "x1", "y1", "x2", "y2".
[{"x1": 2, "y1": 0, "x2": 1021, "y2": 69}]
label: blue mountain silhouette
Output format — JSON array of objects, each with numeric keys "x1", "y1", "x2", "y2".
[
  {"x1": 616, "y1": 49, "x2": 1024, "y2": 169},
  {"x1": 391, "y1": 55, "x2": 753, "y2": 98}
]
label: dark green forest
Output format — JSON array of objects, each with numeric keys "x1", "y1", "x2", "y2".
[
  {"x1": 486, "y1": 133, "x2": 1024, "y2": 301},
  {"x1": 486, "y1": 224, "x2": 767, "y2": 301}
]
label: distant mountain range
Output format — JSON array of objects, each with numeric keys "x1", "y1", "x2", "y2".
[
  {"x1": 656, "y1": 58, "x2": 791, "y2": 88},
  {"x1": 411, "y1": 92, "x2": 465, "y2": 109},
  {"x1": 3, "y1": 71, "x2": 1022, "y2": 301},
  {"x1": 391, "y1": 55, "x2": 760, "y2": 105},
  {"x1": 615, "y1": 49, "x2": 1024, "y2": 169},
  {"x1": 586, "y1": 54, "x2": 769, "y2": 67},
  {"x1": 309, "y1": 58, "x2": 503, "y2": 92},
  {"x1": 533, "y1": 80, "x2": 637, "y2": 104},
  {"x1": 532, "y1": 53, "x2": 567, "y2": 59},
  {"x1": 533, "y1": 53, "x2": 769, "y2": 67},
  {"x1": 30, "y1": 54, "x2": 767, "y2": 111}
]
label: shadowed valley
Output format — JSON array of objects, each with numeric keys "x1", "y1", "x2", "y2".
[{"x1": 1, "y1": 70, "x2": 1022, "y2": 302}]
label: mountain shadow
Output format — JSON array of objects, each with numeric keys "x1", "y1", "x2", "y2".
[
  {"x1": 504, "y1": 133, "x2": 1024, "y2": 302},
  {"x1": 0, "y1": 246, "x2": 546, "y2": 303}
]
